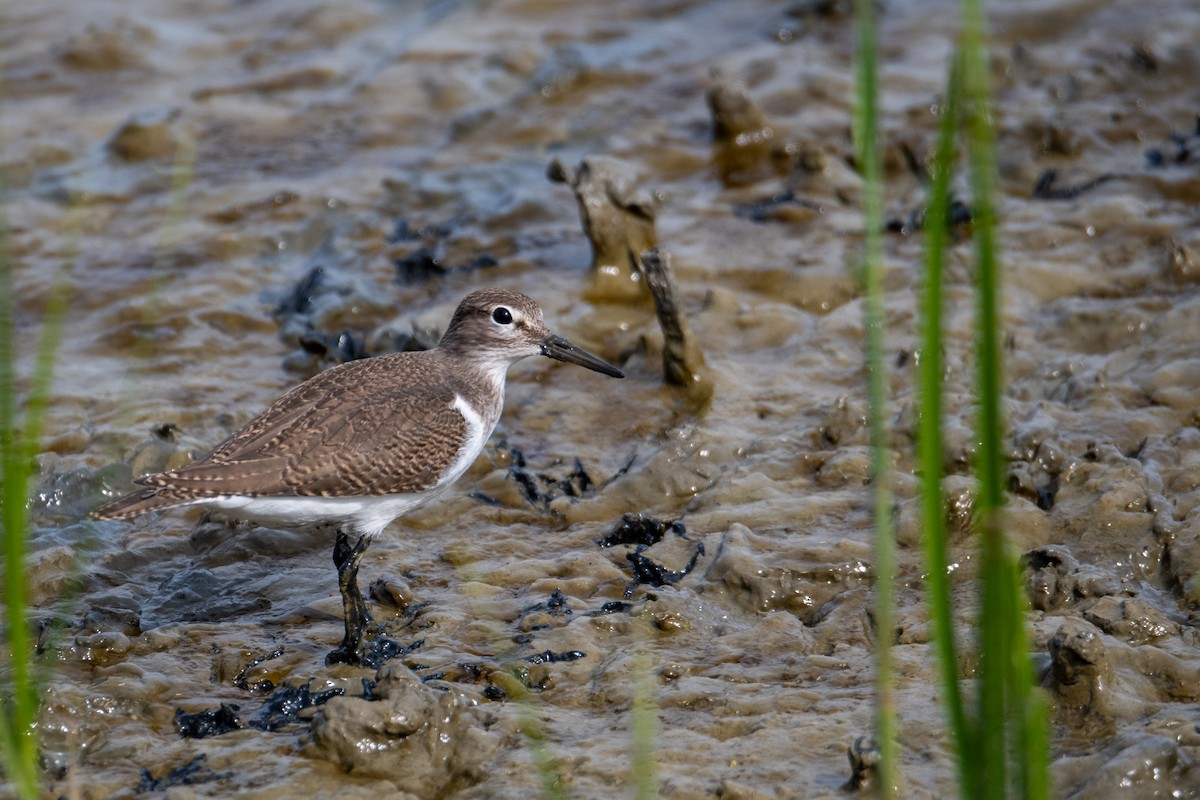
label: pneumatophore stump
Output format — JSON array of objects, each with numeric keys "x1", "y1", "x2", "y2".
[{"x1": 548, "y1": 155, "x2": 658, "y2": 303}]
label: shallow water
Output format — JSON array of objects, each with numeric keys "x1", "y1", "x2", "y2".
[{"x1": 6, "y1": 0, "x2": 1200, "y2": 797}]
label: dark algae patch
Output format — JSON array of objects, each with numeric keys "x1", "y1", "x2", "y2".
[
  {"x1": 510, "y1": 446, "x2": 594, "y2": 507},
  {"x1": 174, "y1": 682, "x2": 346, "y2": 739},
  {"x1": 596, "y1": 513, "x2": 687, "y2": 547},
  {"x1": 524, "y1": 649, "x2": 586, "y2": 664},
  {"x1": 597, "y1": 514, "x2": 705, "y2": 595},
  {"x1": 625, "y1": 543, "x2": 705, "y2": 591},
  {"x1": 174, "y1": 705, "x2": 242, "y2": 739},
  {"x1": 248, "y1": 682, "x2": 345, "y2": 732},
  {"x1": 137, "y1": 754, "x2": 230, "y2": 793}
]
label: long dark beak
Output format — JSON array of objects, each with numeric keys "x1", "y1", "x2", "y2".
[{"x1": 540, "y1": 334, "x2": 624, "y2": 378}]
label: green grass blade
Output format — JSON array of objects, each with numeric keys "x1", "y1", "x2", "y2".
[
  {"x1": 19, "y1": 269, "x2": 70, "y2": 478},
  {"x1": 0, "y1": 87, "x2": 77, "y2": 793},
  {"x1": 0, "y1": 157, "x2": 41, "y2": 800},
  {"x1": 959, "y1": 0, "x2": 1048, "y2": 796},
  {"x1": 494, "y1": 669, "x2": 569, "y2": 800},
  {"x1": 631, "y1": 642, "x2": 660, "y2": 800},
  {"x1": 1020, "y1": 669, "x2": 1051, "y2": 799},
  {"x1": 2, "y1": 269, "x2": 69, "y2": 800},
  {"x1": 852, "y1": 0, "x2": 897, "y2": 793},
  {"x1": 961, "y1": 0, "x2": 1002, "y2": 528},
  {"x1": 917, "y1": 55, "x2": 975, "y2": 796},
  {"x1": 24, "y1": 249, "x2": 76, "y2": 710},
  {"x1": 0, "y1": 80, "x2": 38, "y2": 797}
]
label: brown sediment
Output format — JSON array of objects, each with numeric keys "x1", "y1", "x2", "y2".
[
  {"x1": 707, "y1": 78, "x2": 792, "y2": 187},
  {"x1": 307, "y1": 662, "x2": 500, "y2": 795},
  {"x1": 843, "y1": 735, "x2": 880, "y2": 792},
  {"x1": 106, "y1": 108, "x2": 180, "y2": 162},
  {"x1": 56, "y1": 20, "x2": 153, "y2": 71},
  {"x1": 547, "y1": 155, "x2": 657, "y2": 303},
  {"x1": 191, "y1": 66, "x2": 343, "y2": 101},
  {"x1": 1044, "y1": 615, "x2": 1200, "y2": 736}
]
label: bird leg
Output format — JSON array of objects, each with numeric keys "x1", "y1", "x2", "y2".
[{"x1": 326, "y1": 530, "x2": 373, "y2": 666}]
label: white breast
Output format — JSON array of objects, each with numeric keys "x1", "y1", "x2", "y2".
[{"x1": 438, "y1": 392, "x2": 496, "y2": 491}]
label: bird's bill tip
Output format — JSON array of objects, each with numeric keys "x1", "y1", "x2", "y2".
[{"x1": 540, "y1": 334, "x2": 624, "y2": 378}]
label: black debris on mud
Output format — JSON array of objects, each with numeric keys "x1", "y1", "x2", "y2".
[
  {"x1": 137, "y1": 754, "x2": 231, "y2": 793},
  {"x1": 174, "y1": 704, "x2": 242, "y2": 739}
]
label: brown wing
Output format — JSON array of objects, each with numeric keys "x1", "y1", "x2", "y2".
[{"x1": 139, "y1": 353, "x2": 469, "y2": 498}]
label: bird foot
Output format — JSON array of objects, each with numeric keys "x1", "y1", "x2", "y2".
[{"x1": 326, "y1": 530, "x2": 375, "y2": 666}]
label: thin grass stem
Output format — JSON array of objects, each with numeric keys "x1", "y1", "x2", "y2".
[
  {"x1": 0, "y1": 60, "x2": 43, "y2": 797},
  {"x1": 852, "y1": 0, "x2": 897, "y2": 794},
  {"x1": 493, "y1": 669, "x2": 570, "y2": 800},
  {"x1": 0, "y1": 237, "x2": 75, "y2": 800},
  {"x1": 916, "y1": 56, "x2": 975, "y2": 796},
  {"x1": 631, "y1": 640, "x2": 660, "y2": 800},
  {"x1": 959, "y1": 1, "x2": 1009, "y2": 795},
  {"x1": 959, "y1": 1, "x2": 1048, "y2": 797}
]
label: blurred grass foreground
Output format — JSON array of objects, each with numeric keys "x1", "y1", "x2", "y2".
[
  {"x1": 854, "y1": 0, "x2": 1050, "y2": 796},
  {"x1": 1, "y1": 187, "x2": 70, "y2": 799}
]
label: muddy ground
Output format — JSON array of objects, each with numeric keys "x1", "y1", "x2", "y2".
[{"x1": 4, "y1": 0, "x2": 1200, "y2": 797}]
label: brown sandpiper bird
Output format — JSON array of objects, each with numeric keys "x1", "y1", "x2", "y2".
[{"x1": 92, "y1": 288, "x2": 624, "y2": 665}]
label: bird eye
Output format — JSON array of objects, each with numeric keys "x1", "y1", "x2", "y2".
[{"x1": 492, "y1": 307, "x2": 513, "y2": 325}]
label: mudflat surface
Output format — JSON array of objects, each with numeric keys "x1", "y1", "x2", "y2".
[{"x1": 6, "y1": 0, "x2": 1200, "y2": 797}]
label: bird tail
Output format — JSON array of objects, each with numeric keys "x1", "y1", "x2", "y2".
[{"x1": 91, "y1": 486, "x2": 194, "y2": 521}]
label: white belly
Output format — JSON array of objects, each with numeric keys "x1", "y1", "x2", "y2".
[
  {"x1": 201, "y1": 489, "x2": 448, "y2": 537},
  {"x1": 194, "y1": 391, "x2": 498, "y2": 537}
]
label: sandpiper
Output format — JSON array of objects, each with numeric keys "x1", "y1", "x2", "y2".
[{"x1": 93, "y1": 288, "x2": 624, "y2": 665}]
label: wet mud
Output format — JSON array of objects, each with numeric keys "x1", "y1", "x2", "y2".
[{"x1": 5, "y1": 0, "x2": 1200, "y2": 797}]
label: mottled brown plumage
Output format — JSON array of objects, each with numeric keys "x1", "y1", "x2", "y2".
[
  {"x1": 96, "y1": 353, "x2": 470, "y2": 517},
  {"x1": 91, "y1": 288, "x2": 624, "y2": 665},
  {"x1": 93, "y1": 288, "x2": 622, "y2": 528}
]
